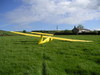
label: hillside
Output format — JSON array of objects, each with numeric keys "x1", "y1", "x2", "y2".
[{"x1": 0, "y1": 30, "x2": 20, "y2": 36}]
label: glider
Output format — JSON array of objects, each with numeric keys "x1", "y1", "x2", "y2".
[{"x1": 10, "y1": 31, "x2": 93, "y2": 44}]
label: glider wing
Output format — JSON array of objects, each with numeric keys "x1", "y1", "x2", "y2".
[
  {"x1": 31, "y1": 32, "x2": 53, "y2": 36},
  {"x1": 11, "y1": 31, "x2": 93, "y2": 42}
]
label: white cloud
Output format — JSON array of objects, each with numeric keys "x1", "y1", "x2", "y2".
[{"x1": 5, "y1": 0, "x2": 100, "y2": 25}]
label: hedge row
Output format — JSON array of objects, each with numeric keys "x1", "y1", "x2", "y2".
[{"x1": 32, "y1": 30, "x2": 100, "y2": 35}]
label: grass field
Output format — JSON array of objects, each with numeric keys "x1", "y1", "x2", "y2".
[{"x1": 0, "y1": 33, "x2": 100, "y2": 75}]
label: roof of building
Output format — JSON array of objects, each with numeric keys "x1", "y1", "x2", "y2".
[{"x1": 73, "y1": 26, "x2": 91, "y2": 31}]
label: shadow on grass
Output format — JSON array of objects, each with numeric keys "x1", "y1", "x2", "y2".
[
  {"x1": 65, "y1": 67, "x2": 99, "y2": 75},
  {"x1": 65, "y1": 68, "x2": 98, "y2": 75},
  {"x1": 13, "y1": 41, "x2": 38, "y2": 45}
]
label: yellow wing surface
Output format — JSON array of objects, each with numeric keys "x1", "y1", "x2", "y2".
[{"x1": 11, "y1": 31, "x2": 92, "y2": 43}]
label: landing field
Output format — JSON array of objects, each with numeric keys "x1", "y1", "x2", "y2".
[{"x1": 0, "y1": 35, "x2": 100, "y2": 75}]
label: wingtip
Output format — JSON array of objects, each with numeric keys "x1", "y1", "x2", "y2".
[
  {"x1": 85, "y1": 41, "x2": 93, "y2": 42},
  {"x1": 10, "y1": 31, "x2": 14, "y2": 32}
]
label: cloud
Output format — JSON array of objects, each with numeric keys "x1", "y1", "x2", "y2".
[{"x1": 5, "y1": 0, "x2": 100, "y2": 25}]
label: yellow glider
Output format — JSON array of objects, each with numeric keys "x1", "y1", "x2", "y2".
[{"x1": 10, "y1": 31, "x2": 93, "y2": 44}]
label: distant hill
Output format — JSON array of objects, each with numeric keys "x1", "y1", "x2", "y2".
[{"x1": 0, "y1": 30, "x2": 19, "y2": 36}]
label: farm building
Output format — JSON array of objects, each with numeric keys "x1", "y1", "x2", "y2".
[{"x1": 72, "y1": 26, "x2": 91, "y2": 34}]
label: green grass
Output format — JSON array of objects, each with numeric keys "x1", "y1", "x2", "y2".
[{"x1": 0, "y1": 34, "x2": 100, "y2": 75}]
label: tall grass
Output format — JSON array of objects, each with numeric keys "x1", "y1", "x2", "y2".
[{"x1": 0, "y1": 35, "x2": 100, "y2": 75}]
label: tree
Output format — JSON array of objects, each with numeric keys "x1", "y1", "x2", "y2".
[
  {"x1": 77, "y1": 25, "x2": 84, "y2": 29},
  {"x1": 23, "y1": 30, "x2": 26, "y2": 33}
]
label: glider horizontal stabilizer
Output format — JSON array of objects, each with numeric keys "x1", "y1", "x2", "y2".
[{"x1": 31, "y1": 32, "x2": 54, "y2": 36}]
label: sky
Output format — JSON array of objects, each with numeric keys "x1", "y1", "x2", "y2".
[{"x1": 0, "y1": 0, "x2": 100, "y2": 31}]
